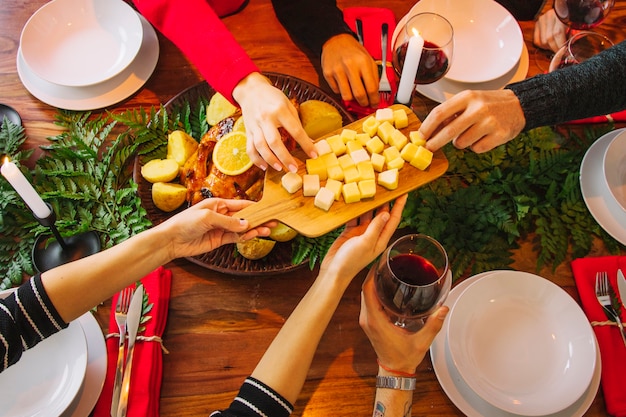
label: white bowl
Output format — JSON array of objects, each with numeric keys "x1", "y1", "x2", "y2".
[
  {"x1": 394, "y1": 0, "x2": 523, "y2": 83},
  {"x1": 603, "y1": 129, "x2": 626, "y2": 212},
  {"x1": 447, "y1": 271, "x2": 596, "y2": 416},
  {"x1": 20, "y1": 0, "x2": 143, "y2": 87}
]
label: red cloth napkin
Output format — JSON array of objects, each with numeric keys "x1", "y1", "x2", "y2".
[
  {"x1": 342, "y1": 7, "x2": 398, "y2": 117},
  {"x1": 93, "y1": 266, "x2": 172, "y2": 417},
  {"x1": 567, "y1": 109, "x2": 626, "y2": 125},
  {"x1": 571, "y1": 256, "x2": 626, "y2": 416}
]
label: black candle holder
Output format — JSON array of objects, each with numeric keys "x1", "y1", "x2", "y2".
[{"x1": 31, "y1": 203, "x2": 101, "y2": 273}]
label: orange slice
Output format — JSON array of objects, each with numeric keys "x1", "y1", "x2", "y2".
[{"x1": 212, "y1": 131, "x2": 253, "y2": 176}]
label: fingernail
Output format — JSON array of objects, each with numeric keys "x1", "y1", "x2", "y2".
[
  {"x1": 273, "y1": 163, "x2": 283, "y2": 171},
  {"x1": 288, "y1": 164, "x2": 298, "y2": 173},
  {"x1": 260, "y1": 164, "x2": 267, "y2": 171},
  {"x1": 437, "y1": 306, "x2": 449, "y2": 320},
  {"x1": 309, "y1": 151, "x2": 318, "y2": 159}
]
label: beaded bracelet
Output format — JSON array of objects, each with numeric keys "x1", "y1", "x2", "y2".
[{"x1": 376, "y1": 358, "x2": 417, "y2": 377}]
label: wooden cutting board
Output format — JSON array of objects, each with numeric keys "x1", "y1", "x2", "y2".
[{"x1": 236, "y1": 104, "x2": 448, "y2": 237}]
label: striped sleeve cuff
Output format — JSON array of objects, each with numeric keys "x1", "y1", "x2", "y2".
[{"x1": 211, "y1": 376, "x2": 294, "y2": 417}]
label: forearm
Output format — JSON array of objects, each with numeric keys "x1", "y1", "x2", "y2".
[{"x1": 372, "y1": 368, "x2": 414, "y2": 417}]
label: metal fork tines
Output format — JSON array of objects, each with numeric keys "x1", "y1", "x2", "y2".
[
  {"x1": 378, "y1": 23, "x2": 392, "y2": 103},
  {"x1": 111, "y1": 286, "x2": 134, "y2": 417},
  {"x1": 595, "y1": 271, "x2": 626, "y2": 348}
]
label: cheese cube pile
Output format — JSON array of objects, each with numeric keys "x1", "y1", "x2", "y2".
[{"x1": 281, "y1": 108, "x2": 434, "y2": 211}]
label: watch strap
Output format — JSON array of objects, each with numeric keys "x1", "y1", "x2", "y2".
[{"x1": 376, "y1": 375, "x2": 416, "y2": 391}]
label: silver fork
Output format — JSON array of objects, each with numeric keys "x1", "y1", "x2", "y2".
[
  {"x1": 378, "y1": 23, "x2": 392, "y2": 103},
  {"x1": 595, "y1": 271, "x2": 626, "y2": 348},
  {"x1": 111, "y1": 287, "x2": 134, "y2": 417}
]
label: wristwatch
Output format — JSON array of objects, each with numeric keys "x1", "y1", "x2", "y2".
[{"x1": 376, "y1": 375, "x2": 416, "y2": 391}]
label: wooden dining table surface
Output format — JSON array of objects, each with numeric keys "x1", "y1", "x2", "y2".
[{"x1": 3, "y1": 1, "x2": 626, "y2": 416}]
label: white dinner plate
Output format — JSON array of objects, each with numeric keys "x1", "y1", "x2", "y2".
[
  {"x1": 393, "y1": 0, "x2": 523, "y2": 83},
  {"x1": 602, "y1": 130, "x2": 626, "y2": 212},
  {"x1": 0, "y1": 317, "x2": 88, "y2": 417},
  {"x1": 17, "y1": 14, "x2": 159, "y2": 111},
  {"x1": 447, "y1": 271, "x2": 596, "y2": 415},
  {"x1": 415, "y1": 43, "x2": 528, "y2": 103},
  {"x1": 580, "y1": 128, "x2": 626, "y2": 245},
  {"x1": 20, "y1": 0, "x2": 143, "y2": 87},
  {"x1": 430, "y1": 271, "x2": 602, "y2": 417}
]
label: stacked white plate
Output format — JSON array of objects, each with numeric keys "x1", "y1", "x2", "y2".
[
  {"x1": 17, "y1": 0, "x2": 159, "y2": 111},
  {"x1": 392, "y1": 0, "x2": 528, "y2": 103},
  {"x1": 430, "y1": 270, "x2": 601, "y2": 417},
  {"x1": 580, "y1": 128, "x2": 626, "y2": 245},
  {"x1": 0, "y1": 289, "x2": 107, "y2": 417}
]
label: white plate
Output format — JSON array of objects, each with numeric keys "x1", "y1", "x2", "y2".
[
  {"x1": 393, "y1": 0, "x2": 523, "y2": 83},
  {"x1": 603, "y1": 130, "x2": 626, "y2": 212},
  {"x1": 62, "y1": 312, "x2": 107, "y2": 417},
  {"x1": 17, "y1": 15, "x2": 158, "y2": 111},
  {"x1": 431, "y1": 271, "x2": 602, "y2": 417},
  {"x1": 20, "y1": 0, "x2": 143, "y2": 87},
  {"x1": 0, "y1": 318, "x2": 88, "y2": 417},
  {"x1": 446, "y1": 271, "x2": 596, "y2": 416},
  {"x1": 580, "y1": 128, "x2": 626, "y2": 245},
  {"x1": 415, "y1": 43, "x2": 528, "y2": 103}
]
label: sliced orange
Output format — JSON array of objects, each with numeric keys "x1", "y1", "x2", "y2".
[{"x1": 212, "y1": 131, "x2": 253, "y2": 176}]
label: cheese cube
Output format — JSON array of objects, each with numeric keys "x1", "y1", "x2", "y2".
[
  {"x1": 383, "y1": 146, "x2": 401, "y2": 163},
  {"x1": 338, "y1": 154, "x2": 355, "y2": 170},
  {"x1": 410, "y1": 130, "x2": 426, "y2": 147},
  {"x1": 327, "y1": 164, "x2": 344, "y2": 181},
  {"x1": 342, "y1": 182, "x2": 361, "y2": 203},
  {"x1": 375, "y1": 108, "x2": 394, "y2": 124},
  {"x1": 389, "y1": 129, "x2": 408, "y2": 150},
  {"x1": 343, "y1": 165, "x2": 360, "y2": 183},
  {"x1": 410, "y1": 146, "x2": 434, "y2": 170},
  {"x1": 393, "y1": 109, "x2": 409, "y2": 129},
  {"x1": 314, "y1": 139, "x2": 332, "y2": 156},
  {"x1": 371, "y1": 152, "x2": 386, "y2": 172},
  {"x1": 350, "y1": 148, "x2": 370, "y2": 164},
  {"x1": 314, "y1": 187, "x2": 336, "y2": 211},
  {"x1": 321, "y1": 152, "x2": 339, "y2": 168},
  {"x1": 355, "y1": 133, "x2": 371, "y2": 146},
  {"x1": 366, "y1": 136, "x2": 385, "y2": 155},
  {"x1": 358, "y1": 179, "x2": 377, "y2": 199},
  {"x1": 340, "y1": 128, "x2": 358, "y2": 143},
  {"x1": 281, "y1": 172, "x2": 303, "y2": 194},
  {"x1": 357, "y1": 160, "x2": 375, "y2": 181},
  {"x1": 387, "y1": 156, "x2": 405, "y2": 170},
  {"x1": 377, "y1": 121, "x2": 395, "y2": 144},
  {"x1": 325, "y1": 178, "x2": 343, "y2": 200},
  {"x1": 303, "y1": 174, "x2": 320, "y2": 196},
  {"x1": 362, "y1": 116, "x2": 380, "y2": 137},
  {"x1": 326, "y1": 134, "x2": 346, "y2": 156},
  {"x1": 400, "y1": 142, "x2": 420, "y2": 162},
  {"x1": 378, "y1": 169, "x2": 399, "y2": 190},
  {"x1": 306, "y1": 157, "x2": 327, "y2": 180},
  {"x1": 346, "y1": 140, "x2": 364, "y2": 155}
]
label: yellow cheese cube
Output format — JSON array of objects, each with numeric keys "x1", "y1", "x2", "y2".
[
  {"x1": 410, "y1": 146, "x2": 434, "y2": 170},
  {"x1": 362, "y1": 116, "x2": 380, "y2": 137},
  {"x1": 321, "y1": 152, "x2": 339, "y2": 168},
  {"x1": 383, "y1": 146, "x2": 401, "y2": 163},
  {"x1": 400, "y1": 142, "x2": 420, "y2": 162},
  {"x1": 390, "y1": 129, "x2": 408, "y2": 150},
  {"x1": 410, "y1": 130, "x2": 426, "y2": 147},
  {"x1": 314, "y1": 139, "x2": 332, "y2": 156},
  {"x1": 366, "y1": 136, "x2": 385, "y2": 155},
  {"x1": 357, "y1": 160, "x2": 375, "y2": 181},
  {"x1": 350, "y1": 148, "x2": 370, "y2": 164},
  {"x1": 343, "y1": 166, "x2": 360, "y2": 183},
  {"x1": 326, "y1": 134, "x2": 346, "y2": 156},
  {"x1": 342, "y1": 182, "x2": 361, "y2": 203},
  {"x1": 375, "y1": 108, "x2": 394, "y2": 124},
  {"x1": 303, "y1": 174, "x2": 321, "y2": 196},
  {"x1": 306, "y1": 157, "x2": 328, "y2": 180},
  {"x1": 338, "y1": 154, "x2": 355, "y2": 170},
  {"x1": 314, "y1": 187, "x2": 336, "y2": 211},
  {"x1": 327, "y1": 164, "x2": 344, "y2": 181},
  {"x1": 281, "y1": 172, "x2": 303, "y2": 194},
  {"x1": 378, "y1": 169, "x2": 399, "y2": 190},
  {"x1": 325, "y1": 178, "x2": 343, "y2": 200},
  {"x1": 377, "y1": 121, "x2": 395, "y2": 144},
  {"x1": 387, "y1": 156, "x2": 405, "y2": 170},
  {"x1": 393, "y1": 109, "x2": 409, "y2": 129},
  {"x1": 371, "y1": 152, "x2": 386, "y2": 172},
  {"x1": 358, "y1": 179, "x2": 377, "y2": 199},
  {"x1": 340, "y1": 128, "x2": 358, "y2": 143},
  {"x1": 355, "y1": 133, "x2": 371, "y2": 146},
  {"x1": 346, "y1": 140, "x2": 364, "y2": 155}
]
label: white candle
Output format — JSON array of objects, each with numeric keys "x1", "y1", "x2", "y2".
[
  {"x1": 396, "y1": 31, "x2": 424, "y2": 105},
  {"x1": 1, "y1": 158, "x2": 52, "y2": 218}
]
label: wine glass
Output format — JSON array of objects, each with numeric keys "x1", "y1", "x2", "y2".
[
  {"x1": 549, "y1": 30, "x2": 614, "y2": 71},
  {"x1": 373, "y1": 234, "x2": 452, "y2": 332},
  {"x1": 554, "y1": 0, "x2": 614, "y2": 31},
  {"x1": 392, "y1": 12, "x2": 454, "y2": 118}
]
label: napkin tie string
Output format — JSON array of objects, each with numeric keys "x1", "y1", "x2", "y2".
[
  {"x1": 591, "y1": 320, "x2": 619, "y2": 327},
  {"x1": 106, "y1": 332, "x2": 170, "y2": 354}
]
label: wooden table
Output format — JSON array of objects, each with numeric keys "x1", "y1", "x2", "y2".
[{"x1": 2, "y1": 1, "x2": 625, "y2": 416}]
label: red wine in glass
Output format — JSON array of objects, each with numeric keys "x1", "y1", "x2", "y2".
[
  {"x1": 554, "y1": 0, "x2": 613, "y2": 30},
  {"x1": 393, "y1": 40, "x2": 450, "y2": 85}
]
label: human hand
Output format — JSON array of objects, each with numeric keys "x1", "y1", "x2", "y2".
[
  {"x1": 159, "y1": 198, "x2": 274, "y2": 260},
  {"x1": 359, "y1": 269, "x2": 448, "y2": 374},
  {"x1": 319, "y1": 195, "x2": 407, "y2": 282},
  {"x1": 321, "y1": 33, "x2": 380, "y2": 108},
  {"x1": 420, "y1": 89, "x2": 526, "y2": 153},
  {"x1": 534, "y1": 9, "x2": 568, "y2": 52},
  {"x1": 232, "y1": 72, "x2": 317, "y2": 172}
]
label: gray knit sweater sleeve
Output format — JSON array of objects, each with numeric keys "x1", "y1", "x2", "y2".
[{"x1": 506, "y1": 40, "x2": 626, "y2": 130}]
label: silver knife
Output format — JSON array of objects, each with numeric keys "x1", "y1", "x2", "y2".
[
  {"x1": 116, "y1": 284, "x2": 144, "y2": 417},
  {"x1": 617, "y1": 269, "x2": 626, "y2": 310}
]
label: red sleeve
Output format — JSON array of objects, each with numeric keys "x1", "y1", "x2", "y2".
[{"x1": 132, "y1": 0, "x2": 259, "y2": 104}]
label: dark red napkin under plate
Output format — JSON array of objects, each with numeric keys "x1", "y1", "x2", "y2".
[
  {"x1": 571, "y1": 256, "x2": 626, "y2": 416},
  {"x1": 342, "y1": 7, "x2": 398, "y2": 117},
  {"x1": 93, "y1": 266, "x2": 172, "y2": 417},
  {"x1": 567, "y1": 109, "x2": 626, "y2": 125}
]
